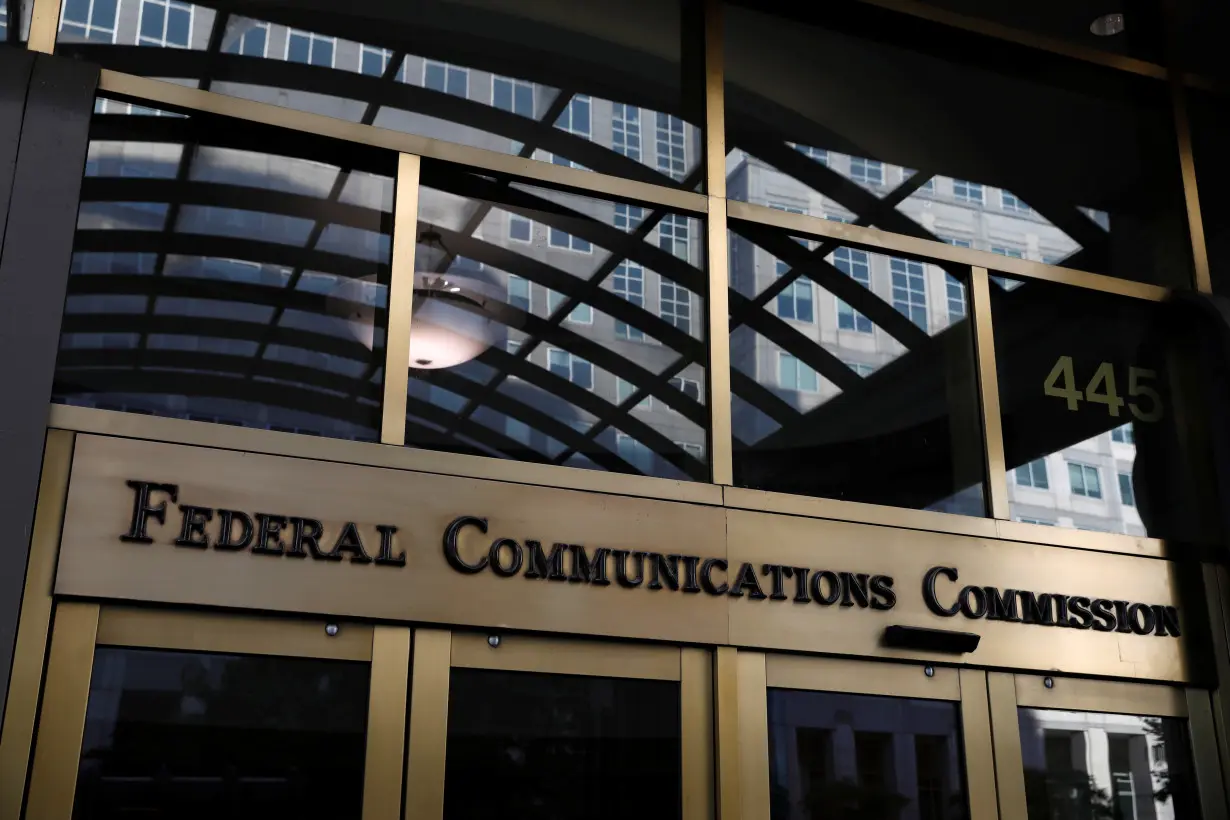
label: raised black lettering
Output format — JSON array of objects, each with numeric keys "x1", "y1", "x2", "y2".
[
  {"x1": 489, "y1": 538, "x2": 522, "y2": 576},
  {"x1": 1113, "y1": 600, "x2": 1133, "y2": 634},
  {"x1": 570, "y1": 545, "x2": 609, "y2": 584},
  {"x1": 648, "y1": 554, "x2": 680, "y2": 591},
  {"x1": 443, "y1": 516, "x2": 489, "y2": 573},
  {"x1": 375, "y1": 525, "x2": 404, "y2": 566},
  {"x1": 700, "y1": 559, "x2": 728, "y2": 595},
  {"x1": 922, "y1": 566, "x2": 960, "y2": 617},
  {"x1": 1128, "y1": 603, "x2": 1156, "y2": 636},
  {"x1": 252, "y1": 514, "x2": 288, "y2": 556},
  {"x1": 1067, "y1": 597, "x2": 1094, "y2": 630},
  {"x1": 680, "y1": 555, "x2": 701, "y2": 593},
  {"x1": 959, "y1": 586, "x2": 987, "y2": 619},
  {"x1": 614, "y1": 551, "x2": 645, "y2": 588},
  {"x1": 174, "y1": 505, "x2": 212, "y2": 549},
  {"x1": 870, "y1": 575, "x2": 896, "y2": 610},
  {"x1": 811, "y1": 570, "x2": 841, "y2": 605},
  {"x1": 788, "y1": 567, "x2": 811, "y2": 603},
  {"x1": 840, "y1": 572, "x2": 871, "y2": 608},
  {"x1": 1160, "y1": 606, "x2": 1182, "y2": 637},
  {"x1": 287, "y1": 517, "x2": 334, "y2": 560},
  {"x1": 763, "y1": 564, "x2": 788, "y2": 600},
  {"x1": 329, "y1": 522, "x2": 372, "y2": 564},
  {"x1": 1019, "y1": 592, "x2": 1055, "y2": 626},
  {"x1": 215, "y1": 509, "x2": 253, "y2": 551},
  {"x1": 121, "y1": 480, "x2": 179, "y2": 543},
  {"x1": 729, "y1": 562, "x2": 766, "y2": 599},
  {"x1": 1055, "y1": 595, "x2": 1071, "y2": 627},
  {"x1": 1090, "y1": 599, "x2": 1116, "y2": 632},
  {"x1": 984, "y1": 588, "x2": 1020, "y2": 622},
  {"x1": 525, "y1": 541, "x2": 568, "y2": 581}
]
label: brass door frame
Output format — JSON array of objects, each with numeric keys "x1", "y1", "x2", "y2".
[
  {"x1": 402, "y1": 628, "x2": 714, "y2": 820},
  {"x1": 988, "y1": 671, "x2": 1227, "y2": 820},
  {"x1": 726, "y1": 652, "x2": 1000, "y2": 820},
  {"x1": 23, "y1": 603, "x2": 411, "y2": 820}
]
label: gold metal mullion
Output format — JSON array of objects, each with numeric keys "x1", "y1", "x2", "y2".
[
  {"x1": 362, "y1": 626, "x2": 412, "y2": 820},
  {"x1": 970, "y1": 266, "x2": 1009, "y2": 520},
  {"x1": 958, "y1": 669, "x2": 1000, "y2": 820},
  {"x1": 986, "y1": 671, "x2": 1028, "y2": 820},
  {"x1": 681, "y1": 648, "x2": 715, "y2": 820},
  {"x1": 381, "y1": 152, "x2": 421, "y2": 446},
  {"x1": 1169, "y1": 74, "x2": 1212, "y2": 293},
  {"x1": 735, "y1": 649, "x2": 769, "y2": 820},
  {"x1": 0, "y1": 430, "x2": 74, "y2": 820},
  {"x1": 26, "y1": 0, "x2": 61, "y2": 53},
  {"x1": 713, "y1": 647, "x2": 742, "y2": 820},
  {"x1": 404, "y1": 628, "x2": 451, "y2": 820},
  {"x1": 703, "y1": 0, "x2": 732, "y2": 485},
  {"x1": 24, "y1": 601, "x2": 100, "y2": 820}
]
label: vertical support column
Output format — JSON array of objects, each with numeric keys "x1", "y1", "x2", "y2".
[
  {"x1": 24, "y1": 601, "x2": 100, "y2": 820},
  {"x1": 958, "y1": 669, "x2": 1000, "y2": 820},
  {"x1": 737, "y1": 650, "x2": 769, "y2": 820},
  {"x1": 0, "y1": 430, "x2": 74, "y2": 820},
  {"x1": 381, "y1": 152, "x2": 421, "y2": 446},
  {"x1": 987, "y1": 672, "x2": 1027, "y2": 820},
  {"x1": 0, "y1": 52, "x2": 96, "y2": 727},
  {"x1": 404, "y1": 628, "x2": 451, "y2": 820},
  {"x1": 1166, "y1": 72, "x2": 1211, "y2": 293},
  {"x1": 702, "y1": 0, "x2": 732, "y2": 485},
  {"x1": 1188, "y1": 688, "x2": 1230, "y2": 820},
  {"x1": 969, "y1": 267, "x2": 1009, "y2": 519},
  {"x1": 682, "y1": 647, "x2": 715, "y2": 820},
  {"x1": 714, "y1": 647, "x2": 742, "y2": 820},
  {"x1": 26, "y1": 0, "x2": 61, "y2": 53},
  {"x1": 362, "y1": 625, "x2": 411, "y2": 820}
]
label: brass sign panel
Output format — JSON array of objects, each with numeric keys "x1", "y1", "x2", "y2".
[{"x1": 56, "y1": 435, "x2": 1191, "y2": 682}]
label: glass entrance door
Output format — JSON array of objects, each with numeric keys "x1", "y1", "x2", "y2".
[{"x1": 24, "y1": 604, "x2": 410, "y2": 820}]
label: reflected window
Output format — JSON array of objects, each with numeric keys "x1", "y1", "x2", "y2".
[
  {"x1": 850, "y1": 156, "x2": 883, "y2": 187},
  {"x1": 1068, "y1": 462, "x2": 1102, "y2": 498},
  {"x1": 952, "y1": 179, "x2": 983, "y2": 204},
  {"x1": 779, "y1": 351, "x2": 819, "y2": 393},
  {"x1": 61, "y1": 0, "x2": 118, "y2": 42},
  {"x1": 224, "y1": 20, "x2": 266, "y2": 57},
  {"x1": 138, "y1": 0, "x2": 192, "y2": 48},
  {"x1": 613, "y1": 263, "x2": 646, "y2": 340},
  {"x1": 946, "y1": 274, "x2": 966, "y2": 320},
  {"x1": 1119, "y1": 473, "x2": 1136, "y2": 507},
  {"x1": 1019, "y1": 708, "x2": 1200, "y2": 820},
  {"x1": 493, "y1": 76, "x2": 534, "y2": 118},
  {"x1": 1002, "y1": 190, "x2": 1031, "y2": 213},
  {"x1": 1016, "y1": 459, "x2": 1049, "y2": 489},
  {"x1": 834, "y1": 248, "x2": 873, "y2": 333},
  {"x1": 424, "y1": 60, "x2": 468, "y2": 98},
  {"x1": 768, "y1": 688, "x2": 967, "y2": 820},
  {"x1": 776, "y1": 260, "x2": 814, "y2": 322},
  {"x1": 890, "y1": 258, "x2": 928, "y2": 330},
  {"x1": 54, "y1": 99, "x2": 395, "y2": 441},
  {"x1": 286, "y1": 29, "x2": 335, "y2": 68},
  {"x1": 1111, "y1": 423, "x2": 1135, "y2": 444}
]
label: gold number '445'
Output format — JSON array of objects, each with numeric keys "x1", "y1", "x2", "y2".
[
  {"x1": 1043, "y1": 356, "x2": 1082, "y2": 411},
  {"x1": 1084, "y1": 362, "x2": 1124, "y2": 417}
]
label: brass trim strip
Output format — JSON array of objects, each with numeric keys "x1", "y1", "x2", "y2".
[
  {"x1": 1170, "y1": 77, "x2": 1212, "y2": 293},
  {"x1": 49, "y1": 404, "x2": 724, "y2": 506},
  {"x1": 381, "y1": 153, "x2": 420, "y2": 445},
  {"x1": 1014, "y1": 674, "x2": 1188, "y2": 716},
  {"x1": 737, "y1": 650, "x2": 770, "y2": 820},
  {"x1": 450, "y1": 632, "x2": 681, "y2": 680},
  {"x1": 707, "y1": 195, "x2": 733, "y2": 484},
  {"x1": 404, "y1": 628, "x2": 451, "y2": 820},
  {"x1": 362, "y1": 626, "x2": 412, "y2": 820},
  {"x1": 0, "y1": 430, "x2": 74, "y2": 820},
  {"x1": 96, "y1": 606, "x2": 374, "y2": 661},
  {"x1": 26, "y1": 0, "x2": 60, "y2": 53},
  {"x1": 1189, "y1": 688, "x2": 1230, "y2": 820},
  {"x1": 971, "y1": 267, "x2": 1009, "y2": 519},
  {"x1": 766, "y1": 655, "x2": 960, "y2": 701},
  {"x1": 959, "y1": 669, "x2": 1000, "y2": 820},
  {"x1": 713, "y1": 647, "x2": 742, "y2": 820},
  {"x1": 681, "y1": 648, "x2": 715, "y2": 820},
  {"x1": 24, "y1": 601, "x2": 100, "y2": 820},
  {"x1": 850, "y1": 0, "x2": 1169, "y2": 81},
  {"x1": 726, "y1": 199, "x2": 1172, "y2": 301},
  {"x1": 703, "y1": 0, "x2": 726, "y2": 202},
  {"x1": 95, "y1": 71, "x2": 709, "y2": 216},
  {"x1": 987, "y1": 671, "x2": 1028, "y2": 820}
]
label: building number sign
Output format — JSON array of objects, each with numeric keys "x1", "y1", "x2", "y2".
[{"x1": 1043, "y1": 356, "x2": 1163, "y2": 422}]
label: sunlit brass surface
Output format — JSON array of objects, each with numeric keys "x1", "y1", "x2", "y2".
[
  {"x1": 681, "y1": 647, "x2": 715, "y2": 820},
  {"x1": 970, "y1": 267, "x2": 1009, "y2": 519},
  {"x1": 959, "y1": 669, "x2": 1000, "y2": 820},
  {"x1": 1015, "y1": 673, "x2": 1187, "y2": 716},
  {"x1": 766, "y1": 654, "x2": 959, "y2": 700},
  {"x1": 714, "y1": 647, "x2": 742, "y2": 820},
  {"x1": 404, "y1": 629, "x2": 451, "y2": 820},
  {"x1": 737, "y1": 650, "x2": 769, "y2": 820},
  {"x1": 23, "y1": 601, "x2": 99, "y2": 820},
  {"x1": 987, "y1": 672, "x2": 1028, "y2": 820},
  {"x1": 706, "y1": 195, "x2": 733, "y2": 484},
  {"x1": 26, "y1": 0, "x2": 60, "y2": 53},
  {"x1": 0, "y1": 431, "x2": 73, "y2": 820},
  {"x1": 363, "y1": 625, "x2": 412, "y2": 820},
  {"x1": 381, "y1": 154, "x2": 421, "y2": 445},
  {"x1": 451, "y1": 632, "x2": 681, "y2": 680}
]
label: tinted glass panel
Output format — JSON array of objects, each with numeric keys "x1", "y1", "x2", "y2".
[
  {"x1": 404, "y1": 162, "x2": 708, "y2": 480},
  {"x1": 724, "y1": 3, "x2": 1191, "y2": 287},
  {"x1": 75, "y1": 647, "x2": 369, "y2": 819},
  {"x1": 445, "y1": 667, "x2": 681, "y2": 820},
  {"x1": 1189, "y1": 91, "x2": 1230, "y2": 296},
  {"x1": 768, "y1": 688, "x2": 967, "y2": 820},
  {"x1": 1019, "y1": 708, "x2": 1200, "y2": 820},
  {"x1": 730, "y1": 221, "x2": 985, "y2": 515},
  {"x1": 54, "y1": 99, "x2": 395, "y2": 441},
  {"x1": 54, "y1": 0, "x2": 701, "y2": 190},
  {"x1": 993, "y1": 277, "x2": 1216, "y2": 539}
]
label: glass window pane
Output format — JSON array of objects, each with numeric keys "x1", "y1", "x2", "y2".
[
  {"x1": 445, "y1": 668, "x2": 680, "y2": 820},
  {"x1": 1019, "y1": 708, "x2": 1201, "y2": 820},
  {"x1": 403, "y1": 164, "x2": 708, "y2": 481},
  {"x1": 993, "y1": 277, "x2": 1217, "y2": 540},
  {"x1": 730, "y1": 223, "x2": 985, "y2": 516},
  {"x1": 768, "y1": 688, "x2": 967, "y2": 820},
  {"x1": 1189, "y1": 91, "x2": 1230, "y2": 295},
  {"x1": 55, "y1": 1, "x2": 701, "y2": 190},
  {"x1": 54, "y1": 99, "x2": 396, "y2": 442},
  {"x1": 75, "y1": 647, "x2": 369, "y2": 817},
  {"x1": 724, "y1": 4, "x2": 1191, "y2": 287}
]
